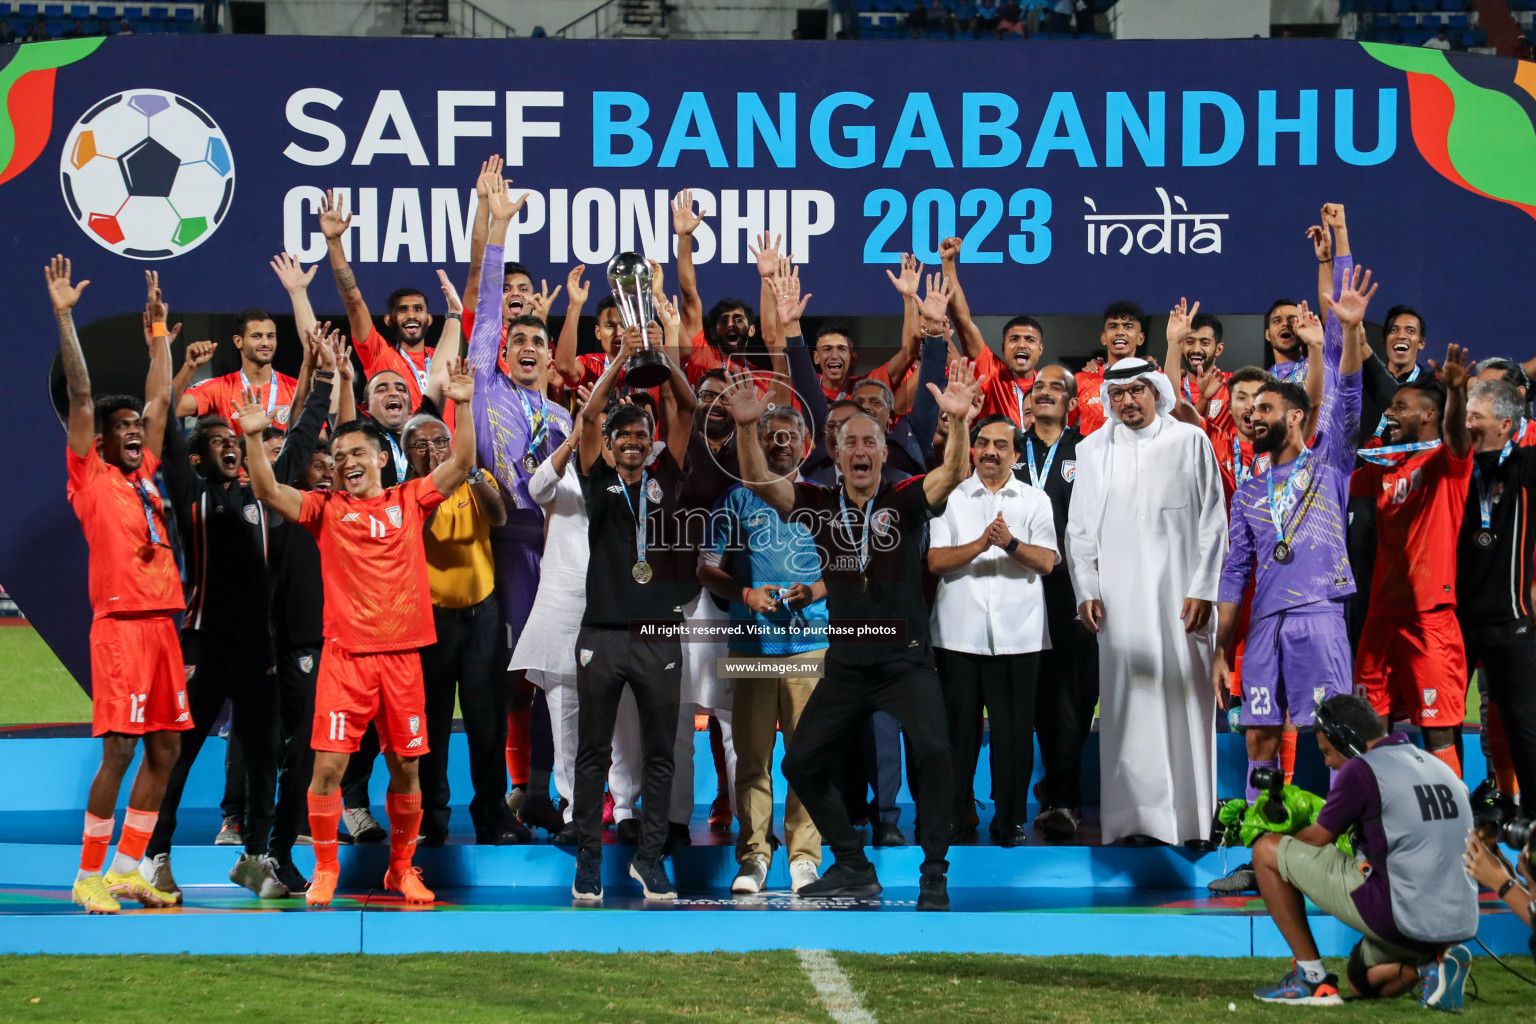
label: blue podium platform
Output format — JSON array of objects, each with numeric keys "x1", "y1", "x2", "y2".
[{"x1": 0, "y1": 733, "x2": 1514, "y2": 958}]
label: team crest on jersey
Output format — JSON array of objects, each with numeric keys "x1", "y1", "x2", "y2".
[
  {"x1": 183, "y1": 665, "x2": 195, "y2": 681},
  {"x1": 871, "y1": 508, "x2": 897, "y2": 538},
  {"x1": 387, "y1": 506, "x2": 403, "y2": 529},
  {"x1": 276, "y1": 406, "x2": 291, "y2": 426},
  {"x1": 1313, "y1": 687, "x2": 1325, "y2": 705},
  {"x1": 1423, "y1": 688, "x2": 1438, "y2": 707},
  {"x1": 1254, "y1": 454, "x2": 1272, "y2": 475},
  {"x1": 241, "y1": 504, "x2": 259, "y2": 525},
  {"x1": 580, "y1": 649, "x2": 594, "y2": 667},
  {"x1": 1208, "y1": 399, "x2": 1223, "y2": 417},
  {"x1": 1292, "y1": 468, "x2": 1312, "y2": 492},
  {"x1": 299, "y1": 655, "x2": 314, "y2": 674},
  {"x1": 176, "y1": 690, "x2": 186, "y2": 710},
  {"x1": 1061, "y1": 460, "x2": 1077, "y2": 483},
  {"x1": 645, "y1": 478, "x2": 663, "y2": 503},
  {"x1": 408, "y1": 715, "x2": 420, "y2": 735}
]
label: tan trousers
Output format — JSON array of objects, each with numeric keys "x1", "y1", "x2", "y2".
[{"x1": 731, "y1": 652, "x2": 821, "y2": 865}]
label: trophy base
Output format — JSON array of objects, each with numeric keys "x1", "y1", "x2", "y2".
[{"x1": 624, "y1": 350, "x2": 671, "y2": 390}]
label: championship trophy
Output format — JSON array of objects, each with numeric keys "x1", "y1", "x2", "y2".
[{"x1": 605, "y1": 252, "x2": 670, "y2": 389}]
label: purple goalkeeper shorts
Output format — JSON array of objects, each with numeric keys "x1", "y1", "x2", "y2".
[
  {"x1": 492, "y1": 523, "x2": 543, "y2": 653},
  {"x1": 1239, "y1": 604, "x2": 1352, "y2": 728}
]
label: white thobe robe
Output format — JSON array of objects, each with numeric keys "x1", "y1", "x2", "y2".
[{"x1": 1066, "y1": 414, "x2": 1228, "y2": 845}]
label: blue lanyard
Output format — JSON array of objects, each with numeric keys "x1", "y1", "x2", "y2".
[
  {"x1": 239, "y1": 369, "x2": 277, "y2": 416},
  {"x1": 1265, "y1": 444, "x2": 1312, "y2": 546},
  {"x1": 133, "y1": 477, "x2": 163, "y2": 545},
  {"x1": 620, "y1": 469, "x2": 649, "y2": 564},
  {"x1": 1356, "y1": 439, "x2": 1441, "y2": 466},
  {"x1": 1372, "y1": 366, "x2": 1421, "y2": 439},
  {"x1": 409, "y1": 352, "x2": 431, "y2": 396},
  {"x1": 384, "y1": 432, "x2": 407, "y2": 479},
  {"x1": 1473, "y1": 440, "x2": 1514, "y2": 530},
  {"x1": 516, "y1": 385, "x2": 549, "y2": 459},
  {"x1": 1231, "y1": 434, "x2": 1256, "y2": 485},
  {"x1": 1024, "y1": 434, "x2": 1059, "y2": 490},
  {"x1": 837, "y1": 488, "x2": 872, "y2": 576}
]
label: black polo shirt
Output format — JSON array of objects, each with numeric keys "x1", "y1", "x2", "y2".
[
  {"x1": 1015, "y1": 425, "x2": 1082, "y2": 623},
  {"x1": 791, "y1": 475, "x2": 943, "y2": 667},
  {"x1": 1456, "y1": 444, "x2": 1536, "y2": 625},
  {"x1": 579, "y1": 452, "x2": 690, "y2": 630},
  {"x1": 676, "y1": 431, "x2": 740, "y2": 610}
]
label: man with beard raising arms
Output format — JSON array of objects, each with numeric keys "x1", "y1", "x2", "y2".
[
  {"x1": 1351, "y1": 343, "x2": 1474, "y2": 775},
  {"x1": 1216, "y1": 267, "x2": 1371, "y2": 810},
  {"x1": 939, "y1": 236, "x2": 1044, "y2": 431},
  {"x1": 319, "y1": 190, "x2": 436, "y2": 411},
  {"x1": 1075, "y1": 302, "x2": 1148, "y2": 435},
  {"x1": 727, "y1": 352, "x2": 982, "y2": 911},
  {"x1": 672, "y1": 189, "x2": 769, "y2": 390},
  {"x1": 242, "y1": 359, "x2": 480, "y2": 907},
  {"x1": 53, "y1": 260, "x2": 188, "y2": 914}
]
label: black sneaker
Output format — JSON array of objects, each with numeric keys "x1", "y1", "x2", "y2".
[
  {"x1": 614, "y1": 819, "x2": 641, "y2": 845},
  {"x1": 551, "y1": 821, "x2": 579, "y2": 846},
  {"x1": 1207, "y1": 863, "x2": 1258, "y2": 894},
  {"x1": 273, "y1": 858, "x2": 309, "y2": 895},
  {"x1": 872, "y1": 822, "x2": 906, "y2": 847},
  {"x1": 798, "y1": 859, "x2": 881, "y2": 898},
  {"x1": 628, "y1": 857, "x2": 677, "y2": 900},
  {"x1": 917, "y1": 872, "x2": 950, "y2": 912},
  {"x1": 571, "y1": 850, "x2": 603, "y2": 902}
]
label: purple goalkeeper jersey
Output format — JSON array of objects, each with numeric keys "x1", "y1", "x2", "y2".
[{"x1": 1218, "y1": 370, "x2": 1361, "y2": 618}]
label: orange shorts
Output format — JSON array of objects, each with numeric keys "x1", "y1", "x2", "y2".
[
  {"x1": 90, "y1": 613, "x2": 191, "y2": 736},
  {"x1": 311, "y1": 641, "x2": 428, "y2": 755},
  {"x1": 1355, "y1": 607, "x2": 1468, "y2": 727}
]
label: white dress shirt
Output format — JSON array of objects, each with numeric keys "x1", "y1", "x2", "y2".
[{"x1": 929, "y1": 470, "x2": 1059, "y2": 656}]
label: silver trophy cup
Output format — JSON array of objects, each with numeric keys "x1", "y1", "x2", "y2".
[{"x1": 605, "y1": 252, "x2": 669, "y2": 389}]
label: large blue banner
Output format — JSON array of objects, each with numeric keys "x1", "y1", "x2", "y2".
[{"x1": 2, "y1": 35, "x2": 1533, "y2": 685}]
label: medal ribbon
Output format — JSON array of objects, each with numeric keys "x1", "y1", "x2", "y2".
[
  {"x1": 133, "y1": 478, "x2": 164, "y2": 545},
  {"x1": 239, "y1": 369, "x2": 278, "y2": 416},
  {"x1": 1356, "y1": 439, "x2": 1441, "y2": 466},
  {"x1": 838, "y1": 488, "x2": 873, "y2": 577},
  {"x1": 1024, "y1": 434, "x2": 1060, "y2": 490},
  {"x1": 516, "y1": 385, "x2": 549, "y2": 464},
  {"x1": 1231, "y1": 434, "x2": 1255, "y2": 486},
  {"x1": 384, "y1": 431, "x2": 408, "y2": 479},
  {"x1": 1265, "y1": 444, "x2": 1313, "y2": 551},
  {"x1": 1473, "y1": 440, "x2": 1514, "y2": 531},
  {"x1": 408, "y1": 352, "x2": 431, "y2": 396},
  {"x1": 620, "y1": 469, "x2": 649, "y2": 567}
]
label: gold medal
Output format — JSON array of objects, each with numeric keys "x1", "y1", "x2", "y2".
[
  {"x1": 524, "y1": 453, "x2": 538, "y2": 473},
  {"x1": 632, "y1": 560, "x2": 653, "y2": 584}
]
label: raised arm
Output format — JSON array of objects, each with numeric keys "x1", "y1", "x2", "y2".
[
  {"x1": 1435, "y1": 344, "x2": 1472, "y2": 459},
  {"x1": 461, "y1": 155, "x2": 501, "y2": 322},
  {"x1": 270, "y1": 251, "x2": 318, "y2": 341},
  {"x1": 1164, "y1": 296, "x2": 1202, "y2": 427},
  {"x1": 319, "y1": 189, "x2": 373, "y2": 348},
  {"x1": 47, "y1": 256, "x2": 94, "y2": 456},
  {"x1": 424, "y1": 270, "x2": 462, "y2": 410},
  {"x1": 273, "y1": 325, "x2": 338, "y2": 484},
  {"x1": 1329, "y1": 264, "x2": 1376, "y2": 379},
  {"x1": 907, "y1": 274, "x2": 956, "y2": 459},
  {"x1": 1292, "y1": 302, "x2": 1327, "y2": 441},
  {"x1": 661, "y1": 343, "x2": 697, "y2": 470},
  {"x1": 724, "y1": 380, "x2": 794, "y2": 516},
  {"x1": 335, "y1": 339, "x2": 357, "y2": 424},
  {"x1": 671, "y1": 189, "x2": 705, "y2": 342},
  {"x1": 883, "y1": 252, "x2": 924, "y2": 385},
  {"x1": 172, "y1": 340, "x2": 217, "y2": 412},
  {"x1": 140, "y1": 272, "x2": 173, "y2": 461},
  {"x1": 579, "y1": 330, "x2": 636, "y2": 474},
  {"x1": 235, "y1": 390, "x2": 304, "y2": 521},
  {"x1": 938, "y1": 237, "x2": 984, "y2": 360},
  {"x1": 432, "y1": 359, "x2": 478, "y2": 498},
  {"x1": 922, "y1": 356, "x2": 983, "y2": 509},
  {"x1": 469, "y1": 172, "x2": 529, "y2": 374},
  {"x1": 750, "y1": 232, "x2": 785, "y2": 351},
  {"x1": 553, "y1": 263, "x2": 590, "y2": 388}
]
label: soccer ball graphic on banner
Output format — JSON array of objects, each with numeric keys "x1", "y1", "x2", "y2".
[{"x1": 58, "y1": 89, "x2": 234, "y2": 260}]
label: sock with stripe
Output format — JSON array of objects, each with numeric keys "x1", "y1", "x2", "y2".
[
  {"x1": 1280, "y1": 730, "x2": 1298, "y2": 785},
  {"x1": 308, "y1": 790, "x2": 343, "y2": 873},
  {"x1": 385, "y1": 791, "x2": 423, "y2": 876},
  {"x1": 110, "y1": 808, "x2": 157, "y2": 875},
  {"x1": 1429, "y1": 745, "x2": 1462, "y2": 778},
  {"x1": 506, "y1": 710, "x2": 530, "y2": 787},
  {"x1": 77, "y1": 812, "x2": 114, "y2": 881}
]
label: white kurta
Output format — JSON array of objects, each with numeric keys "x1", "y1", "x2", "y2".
[
  {"x1": 509, "y1": 457, "x2": 587, "y2": 685},
  {"x1": 1066, "y1": 414, "x2": 1227, "y2": 846}
]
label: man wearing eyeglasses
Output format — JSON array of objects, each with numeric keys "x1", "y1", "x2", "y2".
[
  {"x1": 1066, "y1": 359, "x2": 1228, "y2": 848},
  {"x1": 403, "y1": 414, "x2": 528, "y2": 847}
]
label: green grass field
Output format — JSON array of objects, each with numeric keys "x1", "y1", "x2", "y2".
[
  {"x1": 0, "y1": 952, "x2": 1528, "y2": 1023},
  {"x1": 0, "y1": 626, "x2": 89, "y2": 726}
]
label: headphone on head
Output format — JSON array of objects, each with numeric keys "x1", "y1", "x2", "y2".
[{"x1": 1314, "y1": 700, "x2": 1367, "y2": 759}]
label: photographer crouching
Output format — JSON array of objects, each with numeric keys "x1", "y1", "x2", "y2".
[{"x1": 1250, "y1": 695, "x2": 1478, "y2": 1008}]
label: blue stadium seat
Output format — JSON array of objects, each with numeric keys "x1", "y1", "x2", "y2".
[
  {"x1": 1446, "y1": 13, "x2": 1467, "y2": 27},
  {"x1": 0, "y1": 2, "x2": 13, "y2": 15},
  {"x1": 17, "y1": 2, "x2": 37, "y2": 17},
  {"x1": 146, "y1": 4, "x2": 166, "y2": 17},
  {"x1": 69, "y1": 3, "x2": 87, "y2": 15},
  {"x1": 96, "y1": 4, "x2": 116, "y2": 17},
  {"x1": 43, "y1": 3, "x2": 63, "y2": 15},
  {"x1": 1389, "y1": 0, "x2": 1411, "y2": 11},
  {"x1": 1421, "y1": 14, "x2": 1440, "y2": 28},
  {"x1": 173, "y1": 5, "x2": 192, "y2": 20},
  {"x1": 1467, "y1": 28, "x2": 1487, "y2": 45},
  {"x1": 1413, "y1": 0, "x2": 1436, "y2": 11},
  {"x1": 1376, "y1": 28, "x2": 1402, "y2": 43},
  {"x1": 1400, "y1": 27, "x2": 1431, "y2": 44},
  {"x1": 1394, "y1": 13, "x2": 1416, "y2": 27}
]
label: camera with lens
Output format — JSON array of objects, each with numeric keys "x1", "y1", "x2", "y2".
[
  {"x1": 1470, "y1": 778, "x2": 1533, "y2": 850},
  {"x1": 1250, "y1": 765, "x2": 1287, "y2": 825}
]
